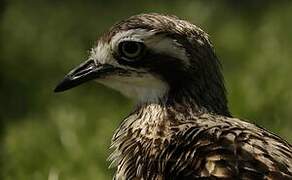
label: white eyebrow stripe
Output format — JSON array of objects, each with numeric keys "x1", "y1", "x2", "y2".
[
  {"x1": 110, "y1": 29, "x2": 156, "y2": 48},
  {"x1": 111, "y1": 29, "x2": 190, "y2": 65},
  {"x1": 146, "y1": 37, "x2": 190, "y2": 65},
  {"x1": 91, "y1": 29, "x2": 190, "y2": 67}
]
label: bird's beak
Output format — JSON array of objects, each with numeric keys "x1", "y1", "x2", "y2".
[{"x1": 54, "y1": 59, "x2": 115, "y2": 92}]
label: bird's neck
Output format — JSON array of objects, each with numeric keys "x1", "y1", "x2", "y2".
[
  {"x1": 135, "y1": 85, "x2": 231, "y2": 118},
  {"x1": 110, "y1": 99, "x2": 210, "y2": 177},
  {"x1": 130, "y1": 98, "x2": 207, "y2": 133}
]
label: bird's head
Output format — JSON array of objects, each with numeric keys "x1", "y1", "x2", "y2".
[{"x1": 55, "y1": 13, "x2": 230, "y2": 116}]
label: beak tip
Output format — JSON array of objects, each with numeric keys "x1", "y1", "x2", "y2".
[
  {"x1": 54, "y1": 83, "x2": 65, "y2": 93},
  {"x1": 54, "y1": 86, "x2": 63, "y2": 93},
  {"x1": 54, "y1": 77, "x2": 71, "y2": 93}
]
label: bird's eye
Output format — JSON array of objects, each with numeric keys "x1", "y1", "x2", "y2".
[{"x1": 119, "y1": 41, "x2": 145, "y2": 60}]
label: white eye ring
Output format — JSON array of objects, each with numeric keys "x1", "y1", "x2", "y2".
[{"x1": 119, "y1": 41, "x2": 145, "y2": 60}]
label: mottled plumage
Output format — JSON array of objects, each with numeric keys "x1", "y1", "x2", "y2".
[
  {"x1": 110, "y1": 103, "x2": 292, "y2": 179},
  {"x1": 55, "y1": 13, "x2": 292, "y2": 179}
]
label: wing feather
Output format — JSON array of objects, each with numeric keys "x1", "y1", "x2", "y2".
[{"x1": 163, "y1": 116, "x2": 292, "y2": 179}]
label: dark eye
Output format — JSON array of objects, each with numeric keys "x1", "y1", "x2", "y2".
[{"x1": 119, "y1": 41, "x2": 145, "y2": 60}]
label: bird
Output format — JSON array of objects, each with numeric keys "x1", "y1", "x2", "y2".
[{"x1": 54, "y1": 13, "x2": 292, "y2": 180}]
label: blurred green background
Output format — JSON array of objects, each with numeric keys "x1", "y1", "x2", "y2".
[{"x1": 1, "y1": 0, "x2": 292, "y2": 179}]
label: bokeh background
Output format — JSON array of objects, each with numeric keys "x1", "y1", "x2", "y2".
[{"x1": 1, "y1": 0, "x2": 292, "y2": 179}]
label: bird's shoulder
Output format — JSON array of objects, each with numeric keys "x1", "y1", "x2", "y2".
[{"x1": 163, "y1": 114, "x2": 292, "y2": 179}]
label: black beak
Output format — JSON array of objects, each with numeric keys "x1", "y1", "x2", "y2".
[{"x1": 54, "y1": 59, "x2": 115, "y2": 92}]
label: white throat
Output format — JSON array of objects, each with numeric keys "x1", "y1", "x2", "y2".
[{"x1": 97, "y1": 73, "x2": 169, "y2": 103}]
